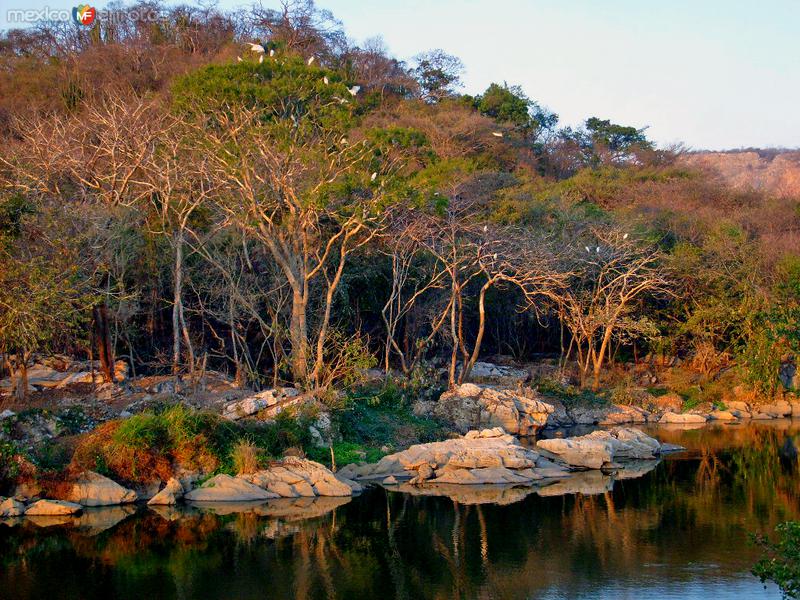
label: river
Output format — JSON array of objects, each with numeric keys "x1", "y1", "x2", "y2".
[{"x1": 1, "y1": 420, "x2": 798, "y2": 599}]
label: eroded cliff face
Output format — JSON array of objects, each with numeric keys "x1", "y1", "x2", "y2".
[{"x1": 682, "y1": 150, "x2": 800, "y2": 198}]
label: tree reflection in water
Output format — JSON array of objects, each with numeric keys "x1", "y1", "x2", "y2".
[{"x1": 1, "y1": 421, "x2": 797, "y2": 600}]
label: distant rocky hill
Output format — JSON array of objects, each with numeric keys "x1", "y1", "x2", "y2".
[{"x1": 681, "y1": 149, "x2": 800, "y2": 198}]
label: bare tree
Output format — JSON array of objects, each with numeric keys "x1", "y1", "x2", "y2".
[{"x1": 559, "y1": 229, "x2": 672, "y2": 390}]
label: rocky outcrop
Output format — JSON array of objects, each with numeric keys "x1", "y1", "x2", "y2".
[
  {"x1": 339, "y1": 427, "x2": 568, "y2": 485},
  {"x1": 184, "y1": 474, "x2": 279, "y2": 502},
  {"x1": 417, "y1": 384, "x2": 554, "y2": 436},
  {"x1": 66, "y1": 471, "x2": 137, "y2": 506},
  {"x1": 536, "y1": 428, "x2": 664, "y2": 469},
  {"x1": 0, "y1": 497, "x2": 25, "y2": 517},
  {"x1": 242, "y1": 457, "x2": 356, "y2": 497},
  {"x1": 221, "y1": 387, "x2": 301, "y2": 420},
  {"x1": 147, "y1": 478, "x2": 185, "y2": 506},
  {"x1": 467, "y1": 362, "x2": 529, "y2": 385},
  {"x1": 25, "y1": 499, "x2": 83, "y2": 516}
]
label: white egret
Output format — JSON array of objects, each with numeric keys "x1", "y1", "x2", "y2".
[
  {"x1": 492, "y1": 132, "x2": 503, "y2": 137},
  {"x1": 370, "y1": 172, "x2": 377, "y2": 181},
  {"x1": 237, "y1": 56, "x2": 243, "y2": 62},
  {"x1": 247, "y1": 43, "x2": 265, "y2": 54},
  {"x1": 269, "y1": 49, "x2": 275, "y2": 57},
  {"x1": 483, "y1": 224, "x2": 488, "y2": 232},
  {"x1": 585, "y1": 246, "x2": 591, "y2": 253},
  {"x1": 323, "y1": 76, "x2": 329, "y2": 85},
  {"x1": 340, "y1": 137, "x2": 348, "y2": 145},
  {"x1": 596, "y1": 246, "x2": 600, "y2": 253},
  {"x1": 333, "y1": 96, "x2": 349, "y2": 104},
  {"x1": 348, "y1": 85, "x2": 361, "y2": 96},
  {"x1": 307, "y1": 56, "x2": 315, "y2": 65},
  {"x1": 623, "y1": 233, "x2": 629, "y2": 240},
  {"x1": 259, "y1": 54, "x2": 264, "y2": 64}
]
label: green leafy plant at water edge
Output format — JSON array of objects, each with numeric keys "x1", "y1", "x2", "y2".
[{"x1": 752, "y1": 521, "x2": 800, "y2": 598}]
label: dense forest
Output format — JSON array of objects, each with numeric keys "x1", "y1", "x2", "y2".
[{"x1": 0, "y1": 0, "x2": 798, "y2": 402}]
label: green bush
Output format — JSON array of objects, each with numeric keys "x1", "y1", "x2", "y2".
[{"x1": 753, "y1": 521, "x2": 800, "y2": 598}]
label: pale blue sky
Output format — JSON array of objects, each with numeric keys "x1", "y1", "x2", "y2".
[{"x1": 2, "y1": 0, "x2": 798, "y2": 149}]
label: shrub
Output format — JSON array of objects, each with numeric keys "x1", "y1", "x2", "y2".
[
  {"x1": 231, "y1": 439, "x2": 261, "y2": 475},
  {"x1": 752, "y1": 521, "x2": 800, "y2": 598}
]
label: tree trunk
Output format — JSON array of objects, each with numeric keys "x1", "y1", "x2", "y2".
[
  {"x1": 172, "y1": 231, "x2": 184, "y2": 374},
  {"x1": 13, "y1": 354, "x2": 28, "y2": 402},
  {"x1": 93, "y1": 304, "x2": 115, "y2": 383},
  {"x1": 289, "y1": 287, "x2": 309, "y2": 383}
]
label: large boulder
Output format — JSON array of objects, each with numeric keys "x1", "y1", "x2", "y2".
[
  {"x1": 184, "y1": 474, "x2": 279, "y2": 502},
  {"x1": 66, "y1": 471, "x2": 137, "y2": 506},
  {"x1": 243, "y1": 457, "x2": 354, "y2": 497},
  {"x1": 659, "y1": 412, "x2": 708, "y2": 424},
  {"x1": 537, "y1": 428, "x2": 663, "y2": 469},
  {"x1": 0, "y1": 497, "x2": 25, "y2": 517},
  {"x1": 758, "y1": 401, "x2": 792, "y2": 418},
  {"x1": 147, "y1": 478, "x2": 185, "y2": 506},
  {"x1": 433, "y1": 384, "x2": 554, "y2": 436},
  {"x1": 25, "y1": 499, "x2": 83, "y2": 516}
]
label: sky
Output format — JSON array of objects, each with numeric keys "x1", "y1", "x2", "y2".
[{"x1": 2, "y1": 0, "x2": 798, "y2": 150}]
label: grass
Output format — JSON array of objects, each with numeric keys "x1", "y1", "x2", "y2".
[{"x1": 70, "y1": 404, "x2": 316, "y2": 484}]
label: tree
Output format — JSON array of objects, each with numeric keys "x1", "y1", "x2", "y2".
[
  {"x1": 412, "y1": 49, "x2": 464, "y2": 102},
  {"x1": 474, "y1": 83, "x2": 558, "y2": 141},
  {"x1": 177, "y1": 57, "x2": 393, "y2": 389},
  {"x1": 559, "y1": 229, "x2": 671, "y2": 390}
]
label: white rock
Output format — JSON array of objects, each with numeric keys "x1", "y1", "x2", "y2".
[
  {"x1": 67, "y1": 471, "x2": 137, "y2": 506},
  {"x1": 184, "y1": 474, "x2": 279, "y2": 502},
  {"x1": 0, "y1": 497, "x2": 25, "y2": 517},
  {"x1": 147, "y1": 478, "x2": 184, "y2": 506},
  {"x1": 659, "y1": 412, "x2": 708, "y2": 424},
  {"x1": 25, "y1": 499, "x2": 83, "y2": 516}
]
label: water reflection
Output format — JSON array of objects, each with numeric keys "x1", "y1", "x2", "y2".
[{"x1": 1, "y1": 421, "x2": 796, "y2": 599}]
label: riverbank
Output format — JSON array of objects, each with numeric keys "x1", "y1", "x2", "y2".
[{"x1": 1, "y1": 420, "x2": 796, "y2": 600}]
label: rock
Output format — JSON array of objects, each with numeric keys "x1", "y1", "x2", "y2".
[
  {"x1": 758, "y1": 401, "x2": 792, "y2": 418},
  {"x1": 659, "y1": 412, "x2": 708, "y2": 424},
  {"x1": 222, "y1": 387, "x2": 300, "y2": 420},
  {"x1": 0, "y1": 409, "x2": 15, "y2": 420},
  {"x1": 147, "y1": 478, "x2": 184, "y2": 506},
  {"x1": 751, "y1": 412, "x2": 776, "y2": 420},
  {"x1": 382, "y1": 475, "x2": 399, "y2": 485},
  {"x1": 780, "y1": 360, "x2": 798, "y2": 390},
  {"x1": 0, "y1": 497, "x2": 25, "y2": 517},
  {"x1": 598, "y1": 405, "x2": 650, "y2": 425},
  {"x1": 184, "y1": 474, "x2": 279, "y2": 502},
  {"x1": 431, "y1": 466, "x2": 535, "y2": 485},
  {"x1": 308, "y1": 412, "x2": 332, "y2": 448},
  {"x1": 242, "y1": 457, "x2": 353, "y2": 497},
  {"x1": 66, "y1": 471, "x2": 137, "y2": 506},
  {"x1": 435, "y1": 384, "x2": 554, "y2": 435},
  {"x1": 537, "y1": 428, "x2": 662, "y2": 469},
  {"x1": 467, "y1": 361, "x2": 529, "y2": 385},
  {"x1": 25, "y1": 499, "x2": 83, "y2": 516},
  {"x1": 538, "y1": 470, "x2": 614, "y2": 497},
  {"x1": 726, "y1": 400, "x2": 751, "y2": 412},
  {"x1": 708, "y1": 410, "x2": 737, "y2": 421},
  {"x1": 792, "y1": 402, "x2": 800, "y2": 418}
]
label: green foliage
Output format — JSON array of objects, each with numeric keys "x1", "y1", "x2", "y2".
[
  {"x1": 585, "y1": 117, "x2": 652, "y2": 153},
  {"x1": 752, "y1": 521, "x2": 800, "y2": 598},
  {"x1": 533, "y1": 376, "x2": 608, "y2": 408}
]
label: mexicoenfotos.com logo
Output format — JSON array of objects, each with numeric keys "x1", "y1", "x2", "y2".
[
  {"x1": 72, "y1": 5, "x2": 96, "y2": 26},
  {"x1": 6, "y1": 5, "x2": 156, "y2": 26}
]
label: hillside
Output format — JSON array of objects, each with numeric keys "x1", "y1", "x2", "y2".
[{"x1": 682, "y1": 150, "x2": 800, "y2": 198}]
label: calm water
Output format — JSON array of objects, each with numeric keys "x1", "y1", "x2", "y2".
[{"x1": 2, "y1": 421, "x2": 799, "y2": 600}]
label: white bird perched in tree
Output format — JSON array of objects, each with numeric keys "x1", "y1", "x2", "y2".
[
  {"x1": 259, "y1": 54, "x2": 264, "y2": 64},
  {"x1": 340, "y1": 137, "x2": 348, "y2": 145},
  {"x1": 370, "y1": 172, "x2": 377, "y2": 181},
  {"x1": 348, "y1": 85, "x2": 361, "y2": 96},
  {"x1": 307, "y1": 56, "x2": 315, "y2": 65},
  {"x1": 247, "y1": 43, "x2": 265, "y2": 54},
  {"x1": 237, "y1": 56, "x2": 243, "y2": 62},
  {"x1": 623, "y1": 233, "x2": 629, "y2": 240},
  {"x1": 492, "y1": 132, "x2": 503, "y2": 137},
  {"x1": 585, "y1": 246, "x2": 591, "y2": 253},
  {"x1": 269, "y1": 48, "x2": 275, "y2": 57},
  {"x1": 596, "y1": 246, "x2": 600, "y2": 253},
  {"x1": 493, "y1": 253, "x2": 498, "y2": 260},
  {"x1": 332, "y1": 96, "x2": 349, "y2": 104},
  {"x1": 323, "y1": 76, "x2": 329, "y2": 85},
  {"x1": 483, "y1": 224, "x2": 488, "y2": 232}
]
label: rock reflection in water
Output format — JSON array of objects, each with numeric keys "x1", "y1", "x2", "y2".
[{"x1": 0, "y1": 421, "x2": 796, "y2": 599}]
